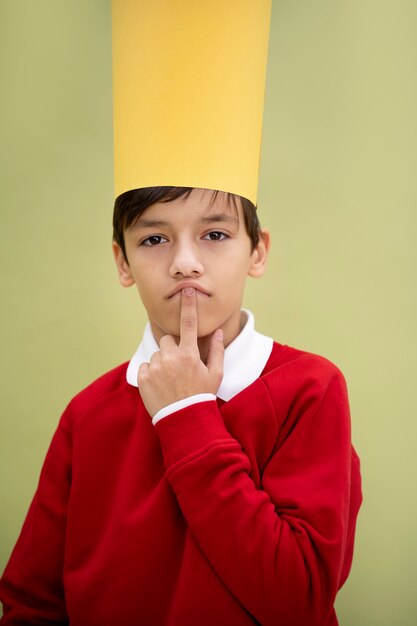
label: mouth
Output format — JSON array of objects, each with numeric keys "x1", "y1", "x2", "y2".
[{"x1": 167, "y1": 283, "x2": 211, "y2": 299}]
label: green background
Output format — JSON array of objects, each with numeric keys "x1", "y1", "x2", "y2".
[{"x1": 1, "y1": 1, "x2": 416, "y2": 623}]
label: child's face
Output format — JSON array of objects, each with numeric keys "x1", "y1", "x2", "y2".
[{"x1": 113, "y1": 189, "x2": 269, "y2": 348}]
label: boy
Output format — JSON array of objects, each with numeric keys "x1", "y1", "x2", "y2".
[
  {"x1": 0, "y1": 2, "x2": 362, "y2": 624},
  {"x1": 0, "y1": 185, "x2": 362, "y2": 625}
]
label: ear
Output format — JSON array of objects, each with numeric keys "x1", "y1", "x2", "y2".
[
  {"x1": 112, "y1": 241, "x2": 135, "y2": 287},
  {"x1": 248, "y1": 228, "x2": 270, "y2": 278}
]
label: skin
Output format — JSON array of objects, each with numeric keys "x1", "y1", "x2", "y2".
[{"x1": 113, "y1": 188, "x2": 270, "y2": 417}]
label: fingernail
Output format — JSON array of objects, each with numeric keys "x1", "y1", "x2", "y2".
[{"x1": 183, "y1": 287, "x2": 195, "y2": 296}]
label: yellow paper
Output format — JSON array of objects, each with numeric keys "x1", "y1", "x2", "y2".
[{"x1": 112, "y1": 0, "x2": 271, "y2": 204}]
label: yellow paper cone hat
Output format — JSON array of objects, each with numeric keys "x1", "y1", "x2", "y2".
[{"x1": 112, "y1": 0, "x2": 272, "y2": 204}]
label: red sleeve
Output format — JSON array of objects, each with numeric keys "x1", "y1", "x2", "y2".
[
  {"x1": 154, "y1": 366, "x2": 360, "y2": 626},
  {"x1": 0, "y1": 416, "x2": 71, "y2": 624}
]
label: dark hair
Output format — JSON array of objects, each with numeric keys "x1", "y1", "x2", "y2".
[{"x1": 113, "y1": 186, "x2": 261, "y2": 261}]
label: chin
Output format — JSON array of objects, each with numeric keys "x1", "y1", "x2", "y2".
[{"x1": 197, "y1": 325, "x2": 219, "y2": 339}]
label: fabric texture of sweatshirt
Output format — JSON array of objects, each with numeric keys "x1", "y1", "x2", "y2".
[{"x1": 0, "y1": 334, "x2": 362, "y2": 626}]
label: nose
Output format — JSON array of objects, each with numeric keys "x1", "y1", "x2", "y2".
[{"x1": 169, "y1": 240, "x2": 204, "y2": 278}]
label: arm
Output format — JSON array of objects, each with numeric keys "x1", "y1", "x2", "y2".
[
  {"x1": 153, "y1": 372, "x2": 354, "y2": 626},
  {"x1": 0, "y1": 417, "x2": 71, "y2": 624}
]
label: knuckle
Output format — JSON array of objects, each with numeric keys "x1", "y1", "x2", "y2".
[
  {"x1": 150, "y1": 361, "x2": 161, "y2": 374},
  {"x1": 137, "y1": 364, "x2": 148, "y2": 382},
  {"x1": 182, "y1": 315, "x2": 196, "y2": 329},
  {"x1": 180, "y1": 350, "x2": 197, "y2": 366},
  {"x1": 159, "y1": 335, "x2": 172, "y2": 348},
  {"x1": 161, "y1": 352, "x2": 174, "y2": 366},
  {"x1": 149, "y1": 352, "x2": 161, "y2": 365}
]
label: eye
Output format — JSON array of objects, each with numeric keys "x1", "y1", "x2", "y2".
[
  {"x1": 203, "y1": 231, "x2": 229, "y2": 241},
  {"x1": 140, "y1": 235, "x2": 168, "y2": 247}
]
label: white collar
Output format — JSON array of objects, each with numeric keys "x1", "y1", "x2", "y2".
[{"x1": 126, "y1": 310, "x2": 273, "y2": 402}]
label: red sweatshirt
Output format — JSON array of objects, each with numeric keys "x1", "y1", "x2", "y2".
[{"x1": 0, "y1": 342, "x2": 362, "y2": 625}]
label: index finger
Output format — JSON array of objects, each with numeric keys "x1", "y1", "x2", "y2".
[{"x1": 179, "y1": 287, "x2": 198, "y2": 350}]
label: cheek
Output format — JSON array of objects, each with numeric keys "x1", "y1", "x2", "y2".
[
  {"x1": 221, "y1": 255, "x2": 252, "y2": 282},
  {"x1": 133, "y1": 265, "x2": 160, "y2": 291},
  {"x1": 134, "y1": 278, "x2": 159, "y2": 309}
]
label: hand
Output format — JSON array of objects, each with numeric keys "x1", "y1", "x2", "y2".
[{"x1": 138, "y1": 288, "x2": 224, "y2": 418}]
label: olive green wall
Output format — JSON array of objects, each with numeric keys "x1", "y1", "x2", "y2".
[{"x1": 1, "y1": 1, "x2": 416, "y2": 624}]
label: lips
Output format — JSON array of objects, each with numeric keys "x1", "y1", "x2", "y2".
[{"x1": 167, "y1": 283, "x2": 211, "y2": 298}]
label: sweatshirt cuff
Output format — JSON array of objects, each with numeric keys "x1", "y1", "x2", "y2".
[
  {"x1": 154, "y1": 399, "x2": 235, "y2": 469},
  {"x1": 152, "y1": 393, "x2": 217, "y2": 425}
]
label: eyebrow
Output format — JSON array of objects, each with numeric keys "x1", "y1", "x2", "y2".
[
  {"x1": 131, "y1": 213, "x2": 239, "y2": 229},
  {"x1": 200, "y1": 213, "x2": 239, "y2": 225},
  {"x1": 131, "y1": 219, "x2": 170, "y2": 229}
]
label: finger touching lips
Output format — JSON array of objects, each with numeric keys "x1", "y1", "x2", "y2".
[{"x1": 167, "y1": 281, "x2": 211, "y2": 298}]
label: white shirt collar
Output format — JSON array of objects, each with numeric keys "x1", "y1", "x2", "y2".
[{"x1": 126, "y1": 310, "x2": 273, "y2": 402}]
